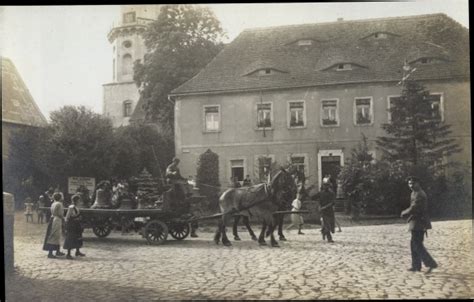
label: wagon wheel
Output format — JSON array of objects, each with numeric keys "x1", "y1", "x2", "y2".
[
  {"x1": 92, "y1": 220, "x2": 113, "y2": 238},
  {"x1": 144, "y1": 220, "x2": 168, "y2": 245},
  {"x1": 169, "y1": 221, "x2": 190, "y2": 240}
]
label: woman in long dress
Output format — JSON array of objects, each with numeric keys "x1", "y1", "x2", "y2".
[
  {"x1": 42, "y1": 193, "x2": 66, "y2": 258},
  {"x1": 63, "y1": 194, "x2": 86, "y2": 259}
]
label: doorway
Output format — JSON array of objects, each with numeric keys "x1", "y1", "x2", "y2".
[{"x1": 317, "y1": 149, "x2": 344, "y2": 191}]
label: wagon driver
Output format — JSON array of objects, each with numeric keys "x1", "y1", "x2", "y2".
[{"x1": 166, "y1": 157, "x2": 188, "y2": 200}]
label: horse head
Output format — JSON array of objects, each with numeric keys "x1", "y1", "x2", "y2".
[{"x1": 269, "y1": 168, "x2": 298, "y2": 206}]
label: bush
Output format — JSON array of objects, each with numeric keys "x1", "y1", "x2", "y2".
[{"x1": 196, "y1": 149, "x2": 220, "y2": 212}]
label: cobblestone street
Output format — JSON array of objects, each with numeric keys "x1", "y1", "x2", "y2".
[{"x1": 5, "y1": 212, "x2": 473, "y2": 301}]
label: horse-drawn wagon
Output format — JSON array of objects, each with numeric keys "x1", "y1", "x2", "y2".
[
  {"x1": 78, "y1": 207, "x2": 194, "y2": 245},
  {"x1": 41, "y1": 179, "x2": 207, "y2": 245}
]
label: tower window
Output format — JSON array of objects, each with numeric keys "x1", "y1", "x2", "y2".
[
  {"x1": 123, "y1": 12, "x2": 136, "y2": 23},
  {"x1": 123, "y1": 40, "x2": 132, "y2": 48},
  {"x1": 122, "y1": 54, "x2": 132, "y2": 75},
  {"x1": 123, "y1": 100, "x2": 132, "y2": 117}
]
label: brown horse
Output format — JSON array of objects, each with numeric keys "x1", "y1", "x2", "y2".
[{"x1": 214, "y1": 168, "x2": 297, "y2": 247}]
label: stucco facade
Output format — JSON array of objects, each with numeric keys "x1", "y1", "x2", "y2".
[
  {"x1": 171, "y1": 14, "x2": 470, "y2": 188},
  {"x1": 174, "y1": 79, "x2": 470, "y2": 187}
]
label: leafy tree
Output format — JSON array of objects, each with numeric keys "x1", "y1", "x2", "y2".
[
  {"x1": 134, "y1": 5, "x2": 225, "y2": 136},
  {"x1": 113, "y1": 123, "x2": 174, "y2": 181},
  {"x1": 4, "y1": 126, "x2": 50, "y2": 207},
  {"x1": 376, "y1": 79, "x2": 461, "y2": 172},
  {"x1": 36, "y1": 106, "x2": 116, "y2": 190}
]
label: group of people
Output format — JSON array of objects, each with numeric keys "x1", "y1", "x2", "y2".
[
  {"x1": 42, "y1": 192, "x2": 85, "y2": 260},
  {"x1": 24, "y1": 186, "x2": 66, "y2": 224},
  {"x1": 37, "y1": 157, "x2": 436, "y2": 273}
]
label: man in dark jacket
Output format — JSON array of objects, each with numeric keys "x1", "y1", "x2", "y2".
[
  {"x1": 313, "y1": 182, "x2": 336, "y2": 243},
  {"x1": 401, "y1": 176, "x2": 438, "y2": 273}
]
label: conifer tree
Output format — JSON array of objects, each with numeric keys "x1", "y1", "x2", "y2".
[
  {"x1": 135, "y1": 168, "x2": 160, "y2": 208},
  {"x1": 376, "y1": 79, "x2": 461, "y2": 172}
]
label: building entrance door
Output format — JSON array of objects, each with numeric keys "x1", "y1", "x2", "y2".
[{"x1": 321, "y1": 155, "x2": 341, "y2": 193}]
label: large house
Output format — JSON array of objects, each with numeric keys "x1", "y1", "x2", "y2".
[{"x1": 169, "y1": 14, "x2": 470, "y2": 188}]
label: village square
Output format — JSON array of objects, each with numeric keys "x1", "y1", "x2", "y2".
[{"x1": 2, "y1": 3, "x2": 472, "y2": 301}]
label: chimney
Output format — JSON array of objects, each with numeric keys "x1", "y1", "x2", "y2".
[{"x1": 337, "y1": 17, "x2": 344, "y2": 22}]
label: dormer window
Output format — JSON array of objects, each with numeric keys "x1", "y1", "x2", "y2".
[
  {"x1": 337, "y1": 63, "x2": 352, "y2": 71},
  {"x1": 362, "y1": 31, "x2": 399, "y2": 41},
  {"x1": 259, "y1": 69, "x2": 273, "y2": 76},
  {"x1": 411, "y1": 57, "x2": 446, "y2": 66},
  {"x1": 297, "y1": 39, "x2": 313, "y2": 46},
  {"x1": 420, "y1": 58, "x2": 433, "y2": 64}
]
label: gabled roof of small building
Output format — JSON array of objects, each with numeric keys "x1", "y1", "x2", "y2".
[
  {"x1": 2, "y1": 57, "x2": 48, "y2": 127},
  {"x1": 171, "y1": 13, "x2": 469, "y2": 96}
]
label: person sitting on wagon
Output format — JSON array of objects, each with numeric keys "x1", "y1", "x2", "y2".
[{"x1": 166, "y1": 157, "x2": 189, "y2": 201}]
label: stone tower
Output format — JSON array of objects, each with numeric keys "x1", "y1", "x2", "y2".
[{"x1": 103, "y1": 5, "x2": 160, "y2": 127}]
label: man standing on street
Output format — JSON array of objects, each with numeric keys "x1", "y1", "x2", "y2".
[{"x1": 401, "y1": 176, "x2": 438, "y2": 273}]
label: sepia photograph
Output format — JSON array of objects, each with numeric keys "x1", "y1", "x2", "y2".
[{"x1": 1, "y1": 1, "x2": 472, "y2": 300}]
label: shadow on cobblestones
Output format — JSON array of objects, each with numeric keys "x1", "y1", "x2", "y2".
[{"x1": 6, "y1": 271, "x2": 214, "y2": 301}]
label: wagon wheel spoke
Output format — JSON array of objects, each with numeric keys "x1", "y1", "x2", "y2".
[
  {"x1": 92, "y1": 219, "x2": 113, "y2": 238},
  {"x1": 144, "y1": 220, "x2": 168, "y2": 245},
  {"x1": 169, "y1": 222, "x2": 190, "y2": 240}
]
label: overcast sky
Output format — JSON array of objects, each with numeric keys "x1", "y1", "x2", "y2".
[{"x1": 0, "y1": 1, "x2": 469, "y2": 119}]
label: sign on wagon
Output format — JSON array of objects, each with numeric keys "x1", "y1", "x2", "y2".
[{"x1": 68, "y1": 177, "x2": 96, "y2": 194}]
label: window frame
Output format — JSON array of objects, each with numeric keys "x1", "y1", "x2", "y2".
[
  {"x1": 229, "y1": 158, "x2": 246, "y2": 184},
  {"x1": 123, "y1": 12, "x2": 136, "y2": 23},
  {"x1": 427, "y1": 92, "x2": 444, "y2": 122},
  {"x1": 287, "y1": 153, "x2": 309, "y2": 182},
  {"x1": 254, "y1": 154, "x2": 275, "y2": 183},
  {"x1": 387, "y1": 95, "x2": 401, "y2": 123},
  {"x1": 287, "y1": 100, "x2": 306, "y2": 129},
  {"x1": 122, "y1": 53, "x2": 133, "y2": 75},
  {"x1": 123, "y1": 100, "x2": 133, "y2": 117},
  {"x1": 203, "y1": 104, "x2": 221, "y2": 133},
  {"x1": 255, "y1": 102, "x2": 274, "y2": 130},
  {"x1": 320, "y1": 98, "x2": 340, "y2": 127},
  {"x1": 353, "y1": 96, "x2": 374, "y2": 126}
]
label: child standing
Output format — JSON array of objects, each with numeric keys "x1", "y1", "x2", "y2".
[
  {"x1": 287, "y1": 193, "x2": 305, "y2": 235},
  {"x1": 24, "y1": 197, "x2": 34, "y2": 223},
  {"x1": 36, "y1": 195, "x2": 46, "y2": 224}
]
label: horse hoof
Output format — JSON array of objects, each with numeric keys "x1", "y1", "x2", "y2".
[
  {"x1": 279, "y1": 237, "x2": 287, "y2": 241},
  {"x1": 214, "y1": 239, "x2": 220, "y2": 245},
  {"x1": 271, "y1": 243, "x2": 280, "y2": 247},
  {"x1": 234, "y1": 236, "x2": 241, "y2": 241},
  {"x1": 223, "y1": 241, "x2": 232, "y2": 247},
  {"x1": 251, "y1": 236, "x2": 257, "y2": 241},
  {"x1": 259, "y1": 241, "x2": 267, "y2": 246}
]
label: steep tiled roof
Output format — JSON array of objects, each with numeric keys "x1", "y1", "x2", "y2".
[
  {"x1": 171, "y1": 14, "x2": 469, "y2": 96},
  {"x1": 2, "y1": 57, "x2": 48, "y2": 127}
]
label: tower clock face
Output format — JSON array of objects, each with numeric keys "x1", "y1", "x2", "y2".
[{"x1": 123, "y1": 40, "x2": 132, "y2": 48}]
